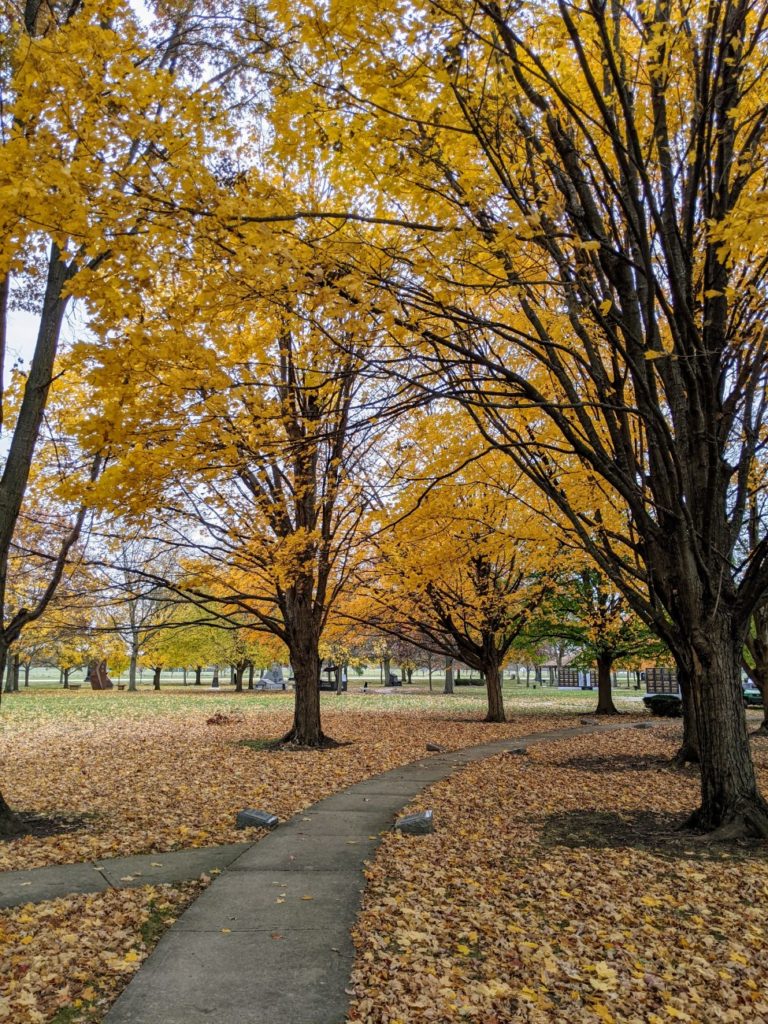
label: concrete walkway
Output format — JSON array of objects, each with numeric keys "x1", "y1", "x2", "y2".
[
  {"x1": 100, "y1": 720, "x2": 649, "y2": 1024},
  {"x1": 0, "y1": 843, "x2": 252, "y2": 909}
]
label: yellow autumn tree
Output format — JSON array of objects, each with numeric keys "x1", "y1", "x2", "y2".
[
  {"x1": 355, "y1": 410, "x2": 561, "y2": 721},
  {"x1": 268, "y1": 0, "x2": 768, "y2": 836}
]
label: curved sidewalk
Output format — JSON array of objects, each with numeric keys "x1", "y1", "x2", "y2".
[{"x1": 104, "y1": 720, "x2": 649, "y2": 1024}]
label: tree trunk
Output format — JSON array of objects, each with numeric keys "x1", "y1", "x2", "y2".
[
  {"x1": 0, "y1": 788, "x2": 24, "y2": 837},
  {"x1": 3, "y1": 655, "x2": 13, "y2": 692},
  {"x1": 383, "y1": 656, "x2": 391, "y2": 685},
  {"x1": 406, "y1": 667, "x2": 413, "y2": 685},
  {"x1": 443, "y1": 657, "x2": 454, "y2": 694},
  {"x1": 594, "y1": 654, "x2": 620, "y2": 715},
  {"x1": 128, "y1": 646, "x2": 138, "y2": 692},
  {"x1": 248, "y1": 662, "x2": 255, "y2": 690},
  {"x1": 483, "y1": 660, "x2": 506, "y2": 723},
  {"x1": 23, "y1": 661, "x2": 30, "y2": 687},
  {"x1": 282, "y1": 645, "x2": 328, "y2": 745},
  {"x1": 672, "y1": 662, "x2": 700, "y2": 767},
  {"x1": 211, "y1": 665, "x2": 220, "y2": 689},
  {"x1": 194, "y1": 665, "x2": 202, "y2": 686},
  {"x1": 682, "y1": 620, "x2": 768, "y2": 838},
  {"x1": 62, "y1": 667, "x2": 70, "y2": 689},
  {"x1": 152, "y1": 666, "x2": 161, "y2": 690},
  {"x1": 234, "y1": 662, "x2": 245, "y2": 693},
  {"x1": 182, "y1": 667, "x2": 187, "y2": 685}
]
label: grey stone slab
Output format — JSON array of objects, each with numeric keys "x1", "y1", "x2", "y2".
[
  {"x1": 105, "y1": 926, "x2": 355, "y2": 1024},
  {"x1": 228, "y1": 830, "x2": 376, "y2": 873},
  {"x1": 0, "y1": 863, "x2": 110, "y2": 908},
  {"x1": 173, "y1": 870, "x2": 364, "y2": 933},
  {"x1": 96, "y1": 844, "x2": 251, "y2": 888}
]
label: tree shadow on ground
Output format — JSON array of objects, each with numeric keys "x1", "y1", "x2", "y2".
[
  {"x1": 540, "y1": 809, "x2": 766, "y2": 861},
  {"x1": 557, "y1": 753, "x2": 672, "y2": 773},
  {"x1": 0, "y1": 811, "x2": 95, "y2": 842}
]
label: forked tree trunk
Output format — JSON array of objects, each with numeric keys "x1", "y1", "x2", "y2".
[
  {"x1": 683, "y1": 620, "x2": 768, "y2": 838},
  {"x1": 483, "y1": 660, "x2": 506, "y2": 723},
  {"x1": 594, "y1": 654, "x2": 620, "y2": 715}
]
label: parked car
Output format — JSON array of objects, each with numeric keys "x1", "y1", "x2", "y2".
[
  {"x1": 743, "y1": 685, "x2": 764, "y2": 708},
  {"x1": 642, "y1": 693, "x2": 682, "y2": 717}
]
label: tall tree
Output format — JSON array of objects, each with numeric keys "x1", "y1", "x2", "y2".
[
  {"x1": 0, "y1": 0, "x2": 233, "y2": 832},
  {"x1": 288, "y1": 0, "x2": 768, "y2": 836},
  {"x1": 359, "y1": 440, "x2": 556, "y2": 722}
]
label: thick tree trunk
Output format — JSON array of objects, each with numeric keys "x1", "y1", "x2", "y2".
[
  {"x1": 234, "y1": 662, "x2": 245, "y2": 693},
  {"x1": 210, "y1": 665, "x2": 220, "y2": 689},
  {"x1": 483, "y1": 660, "x2": 506, "y2": 723},
  {"x1": 683, "y1": 621, "x2": 768, "y2": 838},
  {"x1": 62, "y1": 667, "x2": 70, "y2": 689},
  {"x1": 282, "y1": 648, "x2": 326, "y2": 745},
  {"x1": 443, "y1": 657, "x2": 454, "y2": 694},
  {"x1": 152, "y1": 666, "x2": 161, "y2": 690},
  {"x1": 3, "y1": 656, "x2": 13, "y2": 692},
  {"x1": 248, "y1": 662, "x2": 255, "y2": 690},
  {"x1": 383, "y1": 656, "x2": 391, "y2": 685},
  {"x1": 594, "y1": 654, "x2": 620, "y2": 715},
  {"x1": 23, "y1": 661, "x2": 30, "y2": 687},
  {"x1": 194, "y1": 665, "x2": 202, "y2": 686}
]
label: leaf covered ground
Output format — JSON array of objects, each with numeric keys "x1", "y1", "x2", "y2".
[
  {"x1": 348, "y1": 724, "x2": 768, "y2": 1024},
  {"x1": 0, "y1": 881, "x2": 203, "y2": 1023},
  {"x1": 0, "y1": 689, "x2": 594, "y2": 871}
]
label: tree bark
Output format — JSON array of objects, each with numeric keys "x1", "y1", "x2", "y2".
[
  {"x1": 443, "y1": 657, "x2": 454, "y2": 694},
  {"x1": 23, "y1": 661, "x2": 30, "y2": 687},
  {"x1": 128, "y1": 644, "x2": 138, "y2": 692},
  {"x1": 248, "y1": 662, "x2": 255, "y2": 690},
  {"x1": 594, "y1": 654, "x2": 620, "y2": 715},
  {"x1": 62, "y1": 667, "x2": 70, "y2": 689},
  {"x1": 282, "y1": 647, "x2": 326, "y2": 745},
  {"x1": 194, "y1": 665, "x2": 202, "y2": 685},
  {"x1": 682, "y1": 620, "x2": 768, "y2": 837},
  {"x1": 211, "y1": 665, "x2": 220, "y2": 689},
  {"x1": 234, "y1": 661, "x2": 245, "y2": 692},
  {"x1": 0, "y1": 789, "x2": 24, "y2": 837},
  {"x1": 672, "y1": 663, "x2": 700, "y2": 767},
  {"x1": 152, "y1": 666, "x2": 161, "y2": 690},
  {"x1": 3, "y1": 655, "x2": 13, "y2": 693},
  {"x1": 483, "y1": 660, "x2": 506, "y2": 722}
]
